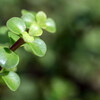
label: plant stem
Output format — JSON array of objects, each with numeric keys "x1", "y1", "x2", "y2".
[
  {"x1": 10, "y1": 37, "x2": 25, "y2": 51},
  {"x1": 0, "y1": 37, "x2": 25, "y2": 71}
]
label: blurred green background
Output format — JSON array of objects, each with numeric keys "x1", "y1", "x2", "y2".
[{"x1": 1, "y1": 0, "x2": 100, "y2": 100}]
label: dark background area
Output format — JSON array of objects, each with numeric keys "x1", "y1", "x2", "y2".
[{"x1": 0, "y1": 0, "x2": 100, "y2": 100}]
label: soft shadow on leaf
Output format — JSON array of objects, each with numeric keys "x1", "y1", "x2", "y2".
[
  {"x1": 0, "y1": 47, "x2": 19, "y2": 69},
  {"x1": 2, "y1": 71, "x2": 20, "y2": 91}
]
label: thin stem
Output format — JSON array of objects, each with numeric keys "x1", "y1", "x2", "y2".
[
  {"x1": 0, "y1": 37, "x2": 25, "y2": 71},
  {"x1": 10, "y1": 37, "x2": 25, "y2": 51}
]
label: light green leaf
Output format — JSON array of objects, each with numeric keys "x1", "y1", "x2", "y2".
[
  {"x1": 2, "y1": 71, "x2": 20, "y2": 91},
  {"x1": 45, "y1": 18, "x2": 56, "y2": 33},
  {"x1": 29, "y1": 22, "x2": 43, "y2": 36},
  {"x1": 0, "y1": 48, "x2": 19, "y2": 69},
  {"x1": 5, "y1": 67, "x2": 17, "y2": 72},
  {"x1": 8, "y1": 31, "x2": 19, "y2": 45},
  {"x1": 7, "y1": 17, "x2": 26, "y2": 35},
  {"x1": 29, "y1": 38, "x2": 47, "y2": 57},
  {"x1": 21, "y1": 9, "x2": 36, "y2": 16},
  {"x1": 22, "y1": 32, "x2": 34, "y2": 43},
  {"x1": 36, "y1": 11, "x2": 47, "y2": 28},
  {"x1": 0, "y1": 26, "x2": 8, "y2": 35},
  {"x1": 21, "y1": 13, "x2": 35, "y2": 28},
  {"x1": 21, "y1": 9, "x2": 28, "y2": 15},
  {"x1": 24, "y1": 43, "x2": 32, "y2": 52}
]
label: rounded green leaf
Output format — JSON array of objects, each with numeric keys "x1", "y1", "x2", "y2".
[
  {"x1": 36, "y1": 11, "x2": 47, "y2": 22},
  {"x1": 21, "y1": 13, "x2": 35, "y2": 28},
  {"x1": 24, "y1": 43, "x2": 32, "y2": 52},
  {"x1": 7, "y1": 17, "x2": 26, "y2": 35},
  {"x1": 0, "y1": 48, "x2": 19, "y2": 69},
  {"x1": 29, "y1": 38, "x2": 47, "y2": 57},
  {"x1": 0, "y1": 26, "x2": 8, "y2": 35},
  {"x1": 22, "y1": 32, "x2": 34, "y2": 43},
  {"x1": 45, "y1": 18, "x2": 56, "y2": 33},
  {"x1": 21, "y1": 9, "x2": 29, "y2": 15},
  {"x1": 29, "y1": 22, "x2": 43, "y2": 36},
  {"x1": 2, "y1": 71, "x2": 20, "y2": 91},
  {"x1": 8, "y1": 31, "x2": 19, "y2": 45},
  {"x1": 36, "y1": 11, "x2": 47, "y2": 28},
  {"x1": 21, "y1": 9, "x2": 36, "y2": 16}
]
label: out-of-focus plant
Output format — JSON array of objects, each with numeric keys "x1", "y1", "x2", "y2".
[{"x1": 0, "y1": 9, "x2": 56, "y2": 91}]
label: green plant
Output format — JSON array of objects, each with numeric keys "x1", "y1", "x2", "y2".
[{"x1": 0, "y1": 9, "x2": 56, "y2": 91}]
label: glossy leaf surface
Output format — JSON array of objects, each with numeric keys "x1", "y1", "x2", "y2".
[
  {"x1": 21, "y1": 13, "x2": 35, "y2": 28},
  {"x1": 22, "y1": 32, "x2": 34, "y2": 43},
  {"x1": 29, "y1": 22, "x2": 43, "y2": 36},
  {"x1": 36, "y1": 11, "x2": 47, "y2": 28},
  {"x1": 2, "y1": 71, "x2": 20, "y2": 91},
  {"x1": 24, "y1": 43, "x2": 32, "y2": 52},
  {"x1": 29, "y1": 38, "x2": 47, "y2": 57},
  {"x1": 7, "y1": 17, "x2": 26, "y2": 35},
  {"x1": 45, "y1": 18, "x2": 56, "y2": 33},
  {"x1": 0, "y1": 48, "x2": 19, "y2": 69}
]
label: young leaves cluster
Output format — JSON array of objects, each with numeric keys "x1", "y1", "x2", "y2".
[{"x1": 0, "y1": 9, "x2": 56, "y2": 91}]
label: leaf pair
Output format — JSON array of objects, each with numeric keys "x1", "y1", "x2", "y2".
[
  {"x1": 35, "y1": 11, "x2": 56, "y2": 33},
  {"x1": 0, "y1": 47, "x2": 20, "y2": 91},
  {"x1": 8, "y1": 31, "x2": 47, "y2": 57}
]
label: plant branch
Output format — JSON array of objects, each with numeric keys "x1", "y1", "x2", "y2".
[
  {"x1": 10, "y1": 37, "x2": 25, "y2": 51},
  {"x1": 0, "y1": 37, "x2": 25, "y2": 71}
]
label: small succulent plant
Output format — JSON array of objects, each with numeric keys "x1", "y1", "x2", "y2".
[{"x1": 0, "y1": 9, "x2": 56, "y2": 91}]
